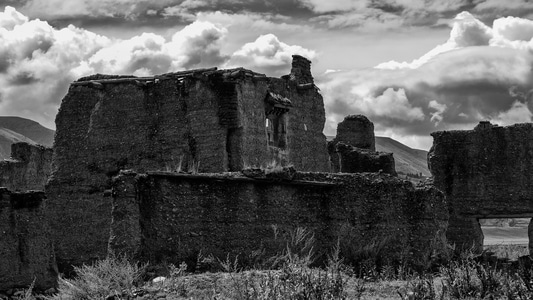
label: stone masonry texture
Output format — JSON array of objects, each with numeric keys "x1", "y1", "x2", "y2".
[
  {"x1": 110, "y1": 170, "x2": 447, "y2": 268},
  {"x1": 48, "y1": 57, "x2": 330, "y2": 270},
  {"x1": 429, "y1": 122, "x2": 533, "y2": 251},
  {"x1": 0, "y1": 189, "x2": 57, "y2": 291},
  {"x1": 329, "y1": 115, "x2": 396, "y2": 174},
  {"x1": 334, "y1": 143, "x2": 397, "y2": 175},
  {"x1": 0, "y1": 142, "x2": 52, "y2": 191},
  {"x1": 334, "y1": 115, "x2": 375, "y2": 151}
]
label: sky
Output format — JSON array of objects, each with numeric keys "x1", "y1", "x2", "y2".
[{"x1": 1, "y1": 1, "x2": 533, "y2": 150}]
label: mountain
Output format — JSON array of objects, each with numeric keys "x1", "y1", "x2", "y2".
[
  {"x1": 0, "y1": 116, "x2": 55, "y2": 159},
  {"x1": 374, "y1": 136, "x2": 430, "y2": 177},
  {"x1": 326, "y1": 135, "x2": 430, "y2": 177}
]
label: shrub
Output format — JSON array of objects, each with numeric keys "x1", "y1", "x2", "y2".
[{"x1": 49, "y1": 255, "x2": 145, "y2": 300}]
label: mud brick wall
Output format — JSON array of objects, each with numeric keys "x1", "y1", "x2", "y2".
[
  {"x1": 333, "y1": 143, "x2": 396, "y2": 175},
  {"x1": 290, "y1": 55, "x2": 314, "y2": 84},
  {"x1": 237, "y1": 77, "x2": 330, "y2": 171},
  {"x1": 0, "y1": 189, "x2": 57, "y2": 290},
  {"x1": 0, "y1": 143, "x2": 52, "y2": 191},
  {"x1": 429, "y1": 122, "x2": 533, "y2": 251},
  {"x1": 329, "y1": 115, "x2": 395, "y2": 174},
  {"x1": 110, "y1": 171, "x2": 447, "y2": 266},
  {"x1": 334, "y1": 115, "x2": 375, "y2": 151},
  {"x1": 49, "y1": 60, "x2": 331, "y2": 270},
  {"x1": 48, "y1": 75, "x2": 229, "y2": 269}
]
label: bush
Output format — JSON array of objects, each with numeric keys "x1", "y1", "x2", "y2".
[{"x1": 49, "y1": 255, "x2": 145, "y2": 300}]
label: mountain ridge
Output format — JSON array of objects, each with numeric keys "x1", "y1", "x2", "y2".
[{"x1": 0, "y1": 116, "x2": 54, "y2": 159}]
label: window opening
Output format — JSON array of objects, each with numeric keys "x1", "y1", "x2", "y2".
[{"x1": 264, "y1": 92, "x2": 292, "y2": 149}]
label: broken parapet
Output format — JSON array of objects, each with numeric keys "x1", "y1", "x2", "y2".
[
  {"x1": 429, "y1": 121, "x2": 533, "y2": 252},
  {"x1": 290, "y1": 55, "x2": 314, "y2": 85},
  {"x1": 335, "y1": 142, "x2": 396, "y2": 175},
  {"x1": 110, "y1": 170, "x2": 447, "y2": 268},
  {"x1": 0, "y1": 142, "x2": 52, "y2": 191},
  {"x1": 329, "y1": 115, "x2": 396, "y2": 174},
  {"x1": 0, "y1": 188, "x2": 57, "y2": 291}
]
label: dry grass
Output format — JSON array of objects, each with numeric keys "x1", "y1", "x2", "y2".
[{"x1": 36, "y1": 227, "x2": 532, "y2": 300}]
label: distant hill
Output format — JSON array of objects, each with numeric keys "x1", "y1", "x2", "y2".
[
  {"x1": 0, "y1": 117, "x2": 54, "y2": 159},
  {"x1": 326, "y1": 135, "x2": 430, "y2": 177},
  {"x1": 374, "y1": 136, "x2": 430, "y2": 177}
]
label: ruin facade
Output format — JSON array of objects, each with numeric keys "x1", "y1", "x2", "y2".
[
  {"x1": 110, "y1": 170, "x2": 446, "y2": 267},
  {"x1": 0, "y1": 142, "x2": 52, "y2": 191},
  {"x1": 47, "y1": 55, "x2": 331, "y2": 269},
  {"x1": 429, "y1": 121, "x2": 533, "y2": 251},
  {"x1": 329, "y1": 115, "x2": 396, "y2": 175}
]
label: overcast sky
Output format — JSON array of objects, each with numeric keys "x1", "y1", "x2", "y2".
[{"x1": 1, "y1": 0, "x2": 533, "y2": 150}]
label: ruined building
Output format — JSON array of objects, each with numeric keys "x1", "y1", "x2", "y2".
[
  {"x1": 47, "y1": 55, "x2": 331, "y2": 269},
  {"x1": 329, "y1": 115, "x2": 396, "y2": 175},
  {"x1": 429, "y1": 121, "x2": 533, "y2": 252}
]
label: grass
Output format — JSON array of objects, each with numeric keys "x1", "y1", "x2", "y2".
[{"x1": 20, "y1": 227, "x2": 533, "y2": 300}]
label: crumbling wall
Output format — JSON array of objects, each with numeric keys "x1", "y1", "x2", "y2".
[
  {"x1": 49, "y1": 60, "x2": 330, "y2": 269},
  {"x1": 47, "y1": 74, "x2": 227, "y2": 269},
  {"x1": 334, "y1": 115, "x2": 375, "y2": 151},
  {"x1": 0, "y1": 189, "x2": 57, "y2": 290},
  {"x1": 335, "y1": 143, "x2": 396, "y2": 175},
  {"x1": 110, "y1": 170, "x2": 447, "y2": 266},
  {"x1": 329, "y1": 115, "x2": 395, "y2": 174},
  {"x1": 429, "y1": 122, "x2": 533, "y2": 251},
  {"x1": 0, "y1": 142, "x2": 52, "y2": 191}
]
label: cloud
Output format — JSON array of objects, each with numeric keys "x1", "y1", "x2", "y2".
[
  {"x1": 0, "y1": 6, "x2": 318, "y2": 131},
  {"x1": 492, "y1": 101, "x2": 533, "y2": 125},
  {"x1": 195, "y1": 11, "x2": 308, "y2": 33},
  {"x1": 300, "y1": 0, "x2": 368, "y2": 13},
  {"x1": 357, "y1": 88, "x2": 425, "y2": 122},
  {"x1": 321, "y1": 11, "x2": 533, "y2": 149},
  {"x1": 428, "y1": 100, "x2": 447, "y2": 125},
  {"x1": 376, "y1": 11, "x2": 492, "y2": 69},
  {"x1": 228, "y1": 33, "x2": 316, "y2": 76},
  {"x1": 0, "y1": 6, "x2": 232, "y2": 128}
]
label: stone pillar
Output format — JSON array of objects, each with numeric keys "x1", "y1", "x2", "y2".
[{"x1": 335, "y1": 115, "x2": 375, "y2": 151}]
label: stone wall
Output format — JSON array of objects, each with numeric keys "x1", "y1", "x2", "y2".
[
  {"x1": 0, "y1": 189, "x2": 57, "y2": 290},
  {"x1": 429, "y1": 122, "x2": 533, "y2": 251},
  {"x1": 334, "y1": 143, "x2": 396, "y2": 175},
  {"x1": 334, "y1": 115, "x2": 375, "y2": 151},
  {"x1": 329, "y1": 115, "x2": 395, "y2": 174},
  {"x1": 48, "y1": 60, "x2": 330, "y2": 269},
  {"x1": 0, "y1": 142, "x2": 52, "y2": 191},
  {"x1": 110, "y1": 170, "x2": 447, "y2": 267}
]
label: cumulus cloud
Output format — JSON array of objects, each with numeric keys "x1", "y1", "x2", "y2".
[
  {"x1": 228, "y1": 34, "x2": 316, "y2": 76},
  {"x1": 0, "y1": 6, "x2": 234, "y2": 128},
  {"x1": 0, "y1": 6, "x2": 317, "y2": 130},
  {"x1": 321, "y1": 11, "x2": 533, "y2": 149}
]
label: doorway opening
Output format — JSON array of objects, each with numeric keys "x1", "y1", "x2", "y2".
[{"x1": 479, "y1": 218, "x2": 530, "y2": 260}]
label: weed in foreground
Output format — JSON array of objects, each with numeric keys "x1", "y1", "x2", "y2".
[{"x1": 48, "y1": 255, "x2": 145, "y2": 300}]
